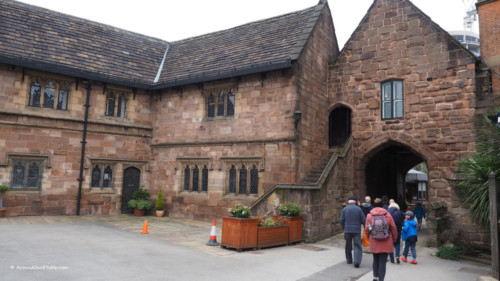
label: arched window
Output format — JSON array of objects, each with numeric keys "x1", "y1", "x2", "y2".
[
  {"x1": 229, "y1": 166, "x2": 237, "y2": 193},
  {"x1": 29, "y1": 81, "x2": 41, "y2": 107},
  {"x1": 207, "y1": 93, "x2": 215, "y2": 117},
  {"x1": 250, "y1": 165, "x2": 258, "y2": 194},
  {"x1": 106, "y1": 94, "x2": 115, "y2": 116},
  {"x1": 201, "y1": 165, "x2": 208, "y2": 192},
  {"x1": 103, "y1": 166, "x2": 112, "y2": 188},
  {"x1": 12, "y1": 162, "x2": 26, "y2": 188},
  {"x1": 227, "y1": 91, "x2": 235, "y2": 116},
  {"x1": 57, "y1": 86, "x2": 69, "y2": 110},
  {"x1": 91, "y1": 165, "x2": 101, "y2": 187},
  {"x1": 192, "y1": 165, "x2": 199, "y2": 192},
  {"x1": 217, "y1": 90, "x2": 225, "y2": 116},
  {"x1": 43, "y1": 81, "x2": 56, "y2": 108},
  {"x1": 117, "y1": 95, "x2": 127, "y2": 118},
  {"x1": 184, "y1": 166, "x2": 190, "y2": 191},
  {"x1": 239, "y1": 165, "x2": 247, "y2": 194}
]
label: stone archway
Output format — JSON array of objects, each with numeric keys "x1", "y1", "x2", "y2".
[
  {"x1": 363, "y1": 142, "x2": 425, "y2": 210},
  {"x1": 329, "y1": 105, "x2": 351, "y2": 147}
]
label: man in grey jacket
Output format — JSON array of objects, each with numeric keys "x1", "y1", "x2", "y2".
[{"x1": 340, "y1": 196, "x2": 366, "y2": 268}]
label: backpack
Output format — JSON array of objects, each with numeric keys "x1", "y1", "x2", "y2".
[{"x1": 370, "y1": 215, "x2": 390, "y2": 240}]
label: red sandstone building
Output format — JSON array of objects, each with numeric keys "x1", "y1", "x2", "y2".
[{"x1": 0, "y1": 0, "x2": 497, "y2": 245}]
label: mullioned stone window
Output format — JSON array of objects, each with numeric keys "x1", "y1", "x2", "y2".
[
  {"x1": 7, "y1": 154, "x2": 50, "y2": 191},
  {"x1": 222, "y1": 157, "x2": 263, "y2": 196},
  {"x1": 105, "y1": 91, "x2": 127, "y2": 118},
  {"x1": 91, "y1": 164, "x2": 114, "y2": 189},
  {"x1": 381, "y1": 80, "x2": 404, "y2": 120},
  {"x1": 177, "y1": 158, "x2": 211, "y2": 193},
  {"x1": 207, "y1": 88, "x2": 235, "y2": 117},
  {"x1": 28, "y1": 77, "x2": 69, "y2": 111}
]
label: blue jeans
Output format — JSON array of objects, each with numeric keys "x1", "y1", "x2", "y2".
[
  {"x1": 373, "y1": 253, "x2": 388, "y2": 281},
  {"x1": 389, "y1": 231, "x2": 401, "y2": 262},
  {"x1": 344, "y1": 232, "x2": 362, "y2": 265}
]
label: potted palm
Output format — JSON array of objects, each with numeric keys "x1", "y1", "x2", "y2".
[
  {"x1": 155, "y1": 189, "x2": 165, "y2": 217},
  {"x1": 127, "y1": 187, "x2": 152, "y2": 216},
  {"x1": 221, "y1": 203, "x2": 259, "y2": 251},
  {"x1": 0, "y1": 185, "x2": 8, "y2": 217},
  {"x1": 277, "y1": 202, "x2": 303, "y2": 244}
]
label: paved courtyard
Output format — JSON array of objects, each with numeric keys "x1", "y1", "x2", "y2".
[{"x1": 0, "y1": 215, "x2": 493, "y2": 281}]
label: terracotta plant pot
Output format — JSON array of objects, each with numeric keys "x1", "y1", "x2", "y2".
[
  {"x1": 133, "y1": 208, "x2": 145, "y2": 216},
  {"x1": 156, "y1": 210, "x2": 164, "y2": 217}
]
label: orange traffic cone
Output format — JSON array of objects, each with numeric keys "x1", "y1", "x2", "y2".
[
  {"x1": 206, "y1": 220, "x2": 219, "y2": 246},
  {"x1": 141, "y1": 220, "x2": 149, "y2": 234}
]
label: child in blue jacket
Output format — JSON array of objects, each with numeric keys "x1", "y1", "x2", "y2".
[
  {"x1": 414, "y1": 202, "x2": 426, "y2": 230},
  {"x1": 401, "y1": 211, "x2": 418, "y2": 264}
]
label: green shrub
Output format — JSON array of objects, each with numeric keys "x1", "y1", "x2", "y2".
[
  {"x1": 128, "y1": 187, "x2": 152, "y2": 210},
  {"x1": 156, "y1": 189, "x2": 164, "y2": 210},
  {"x1": 278, "y1": 202, "x2": 301, "y2": 217},
  {"x1": 0, "y1": 185, "x2": 9, "y2": 193},
  {"x1": 436, "y1": 246, "x2": 464, "y2": 260},
  {"x1": 229, "y1": 203, "x2": 251, "y2": 218}
]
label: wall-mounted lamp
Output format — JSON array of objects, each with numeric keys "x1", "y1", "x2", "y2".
[
  {"x1": 487, "y1": 112, "x2": 500, "y2": 128},
  {"x1": 294, "y1": 110, "x2": 302, "y2": 129}
]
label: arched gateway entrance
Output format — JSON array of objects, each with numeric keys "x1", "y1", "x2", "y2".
[{"x1": 364, "y1": 142, "x2": 426, "y2": 210}]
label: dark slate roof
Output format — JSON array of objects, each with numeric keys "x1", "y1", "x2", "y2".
[
  {"x1": 155, "y1": 4, "x2": 324, "y2": 87},
  {"x1": 0, "y1": 0, "x2": 167, "y2": 87},
  {"x1": 0, "y1": 0, "x2": 326, "y2": 89}
]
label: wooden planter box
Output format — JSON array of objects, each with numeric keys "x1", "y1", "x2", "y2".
[
  {"x1": 221, "y1": 217, "x2": 258, "y2": 251},
  {"x1": 257, "y1": 225, "x2": 289, "y2": 249},
  {"x1": 283, "y1": 216, "x2": 303, "y2": 244}
]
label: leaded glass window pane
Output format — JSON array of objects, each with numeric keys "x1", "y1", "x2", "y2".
[
  {"x1": 26, "y1": 162, "x2": 40, "y2": 189},
  {"x1": 229, "y1": 166, "x2": 236, "y2": 193},
  {"x1": 106, "y1": 95, "x2": 115, "y2": 116},
  {"x1": 217, "y1": 91, "x2": 225, "y2": 116},
  {"x1": 103, "y1": 166, "x2": 112, "y2": 188},
  {"x1": 91, "y1": 166, "x2": 101, "y2": 187},
  {"x1": 12, "y1": 162, "x2": 25, "y2": 189},
  {"x1": 250, "y1": 165, "x2": 258, "y2": 194},
  {"x1": 383, "y1": 102, "x2": 392, "y2": 119},
  {"x1": 117, "y1": 95, "x2": 127, "y2": 118},
  {"x1": 227, "y1": 92, "x2": 235, "y2": 116},
  {"x1": 201, "y1": 166, "x2": 208, "y2": 192},
  {"x1": 382, "y1": 83, "x2": 392, "y2": 101},
  {"x1": 43, "y1": 81, "x2": 56, "y2": 108},
  {"x1": 57, "y1": 88, "x2": 69, "y2": 110},
  {"x1": 394, "y1": 81, "x2": 403, "y2": 100},
  {"x1": 192, "y1": 165, "x2": 199, "y2": 192},
  {"x1": 184, "y1": 166, "x2": 190, "y2": 191},
  {"x1": 239, "y1": 165, "x2": 247, "y2": 194},
  {"x1": 29, "y1": 81, "x2": 41, "y2": 107},
  {"x1": 207, "y1": 93, "x2": 215, "y2": 117}
]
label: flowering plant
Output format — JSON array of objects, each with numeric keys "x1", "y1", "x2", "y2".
[
  {"x1": 257, "y1": 216, "x2": 285, "y2": 227},
  {"x1": 278, "y1": 202, "x2": 301, "y2": 217},
  {"x1": 229, "y1": 203, "x2": 251, "y2": 218}
]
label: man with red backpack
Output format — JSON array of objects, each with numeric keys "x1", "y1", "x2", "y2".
[{"x1": 364, "y1": 198, "x2": 398, "y2": 281}]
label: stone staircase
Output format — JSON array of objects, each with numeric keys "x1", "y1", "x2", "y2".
[{"x1": 300, "y1": 152, "x2": 335, "y2": 185}]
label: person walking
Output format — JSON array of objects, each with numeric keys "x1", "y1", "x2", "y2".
[
  {"x1": 360, "y1": 196, "x2": 374, "y2": 217},
  {"x1": 340, "y1": 196, "x2": 366, "y2": 268},
  {"x1": 401, "y1": 211, "x2": 418, "y2": 264},
  {"x1": 364, "y1": 198, "x2": 397, "y2": 281},
  {"x1": 414, "y1": 202, "x2": 426, "y2": 230},
  {"x1": 387, "y1": 202, "x2": 404, "y2": 264}
]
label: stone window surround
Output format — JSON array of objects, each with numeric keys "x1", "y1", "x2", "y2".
[
  {"x1": 381, "y1": 79, "x2": 404, "y2": 120},
  {"x1": 204, "y1": 86, "x2": 235, "y2": 118},
  {"x1": 90, "y1": 164, "x2": 115, "y2": 190},
  {"x1": 176, "y1": 157, "x2": 212, "y2": 196},
  {"x1": 4, "y1": 153, "x2": 51, "y2": 193},
  {"x1": 104, "y1": 89, "x2": 129, "y2": 119},
  {"x1": 28, "y1": 76, "x2": 71, "y2": 111},
  {"x1": 221, "y1": 157, "x2": 264, "y2": 197},
  {"x1": 85, "y1": 158, "x2": 148, "y2": 194}
]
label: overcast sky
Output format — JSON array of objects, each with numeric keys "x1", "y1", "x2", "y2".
[{"x1": 17, "y1": 0, "x2": 477, "y2": 49}]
